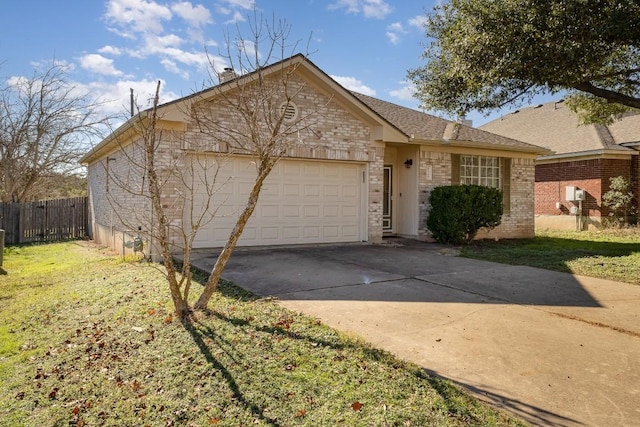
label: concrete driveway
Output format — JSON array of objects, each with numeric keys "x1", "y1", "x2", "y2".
[{"x1": 189, "y1": 240, "x2": 640, "y2": 427}]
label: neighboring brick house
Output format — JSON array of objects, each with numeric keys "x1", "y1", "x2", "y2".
[
  {"x1": 81, "y1": 55, "x2": 548, "y2": 256},
  {"x1": 481, "y1": 101, "x2": 640, "y2": 230}
]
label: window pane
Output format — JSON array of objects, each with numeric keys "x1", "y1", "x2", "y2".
[{"x1": 459, "y1": 155, "x2": 501, "y2": 188}]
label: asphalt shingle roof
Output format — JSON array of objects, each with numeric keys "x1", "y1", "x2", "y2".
[
  {"x1": 351, "y1": 92, "x2": 546, "y2": 153},
  {"x1": 480, "y1": 101, "x2": 640, "y2": 155}
]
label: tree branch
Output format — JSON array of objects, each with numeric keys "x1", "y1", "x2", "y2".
[{"x1": 573, "y1": 82, "x2": 640, "y2": 109}]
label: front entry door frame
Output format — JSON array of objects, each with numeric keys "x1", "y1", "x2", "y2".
[{"x1": 383, "y1": 165, "x2": 393, "y2": 233}]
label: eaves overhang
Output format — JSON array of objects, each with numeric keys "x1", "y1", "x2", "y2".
[
  {"x1": 412, "y1": 137, "x2": 552, "y2": 156},
  {"x1": 537, "y1": 148, "x2": 637, "y2": 164}
]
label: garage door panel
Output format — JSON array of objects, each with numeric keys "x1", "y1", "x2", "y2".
[
  {"x1": 323, "y1": 206, "x2": 339, "y2": 217},
  {"x1": 323, "y1": 226, "x2": 339, "y2": 238},
  {"x1": 341, "y1": 165, "x2": 360, "y2": 178},
  {"x1": 283, "y1": 184, "x2": 300, "y2": 196},
  {"x1": 283, "y1": 227, "x2": 300, "y2": 239},
  {"x1": 260, "y1": 205, "x2": 279, "y2": 218},
  {"x1": 260, "y1": 184, "x2": 280, "y2": 197},
  {"x1": 323, "y1": 164, "x2": 339, "y2": 176},
  {"x1": 191, "y1": 157, "x2": 363, "y2": 247},
  {"x1": 303, "y1": 226, "x2": 320, "y2": 238},
  {"x1": 260, "y1": 227, "x2": 279, "y2": 241},
  {"x1": 304, "y1": 205, "x2": 320, "y2": 217},
  {"x1": 238, "y1": 228, "x2": 257, "y2": 242},
  {"x1": 283, "y1": 162, "x2": 302, "y2": 175},
  {"x1": 304, "y1": 184, "x2": 321, "y2": 197},
  {"x1": 342, "y1": 185, "x2": 358, "y2": 197},
  {"x1": 283, "y1": 205, "x2": 300, "y2": 217},
  {"x1": 324, "y1": 185, "x2": 339, "y2": 197},
  {"x1": 342, "y1": 205, "x2": 358, "y2": 217},
  {"x1": 342, "y1": 225, "x2": 358, "y2": 238},
  {"x1": 304, "y1": 163, "x2": 322, "y2": 176}
]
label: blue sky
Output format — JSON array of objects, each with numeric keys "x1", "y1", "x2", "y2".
[{"x1": 0, "y1": 0, "x2": 541, "y2": 126}]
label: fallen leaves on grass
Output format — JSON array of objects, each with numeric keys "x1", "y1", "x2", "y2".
[{"x1": 1, "y1": 242, "x2": 530, "y2": 427}]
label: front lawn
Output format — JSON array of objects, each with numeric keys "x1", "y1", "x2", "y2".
[
  {"x1": 461, "y1": 229, "x2": 640, "y2": 285},
  {"x1": 0, "y1": 241, "x2": 527, "y2": 427}
]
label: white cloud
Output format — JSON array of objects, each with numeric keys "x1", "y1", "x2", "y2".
[
  {"x1": 386, "y1": 32, "x2": 400, "y2": 45},
  {"x1": 329, "y1": 0, "x2": 392, "y2": 19},
  {"x1": 386, "y1": 22, "x2": 406, "y2": 44},
  {"x1": 226, "y1": 10, "x2": 246, "y2": 24},
  {"x1": 408, "y1": 15, "x2": 427, "y2": 29},
  {"x1": 220, "y1": 0, "x2": 255, "y2": 9},
  {"x1": 147, "y1": 33, "x2": 184, "y2": 49},
  {"x1": 29, "y1": 59, "x2": 76, "y2": 73},
  {"x1": 79, "y1": 54, "x2": 123, "y2": 76},
  {"x1": 80, "y1": 78, "x2": 180, "y2": 117},
  {"x1": 389, "y1": 82, "x2": 416, "y2": 102},
  {"x1": 161, "y1": 58, "x2": 190, "y2": 79},
  {"x1": 362, "y1": 0, "x2": 392, "y2": 19},
  {"x1": 387, "y1": 22, "x2": 403, "y2": 32},
  {"x1": 328, "y1": 0, "x2": 359, "y2": 14},
  {"x1": 104, "y1": 0, "x2": 172, "y2": 36},
  {"x1": 98, "y1": 45, "x2": 123, "y2": 56},
  {"x1": 216, "y1": 0, "x2": 253, "y2": 23},
  {"x1": 171, "y1": 2, "x2": 212, "y2": 27},
  {"x1": 331, "y1": 75, "x2": 376, "y2": 96}
]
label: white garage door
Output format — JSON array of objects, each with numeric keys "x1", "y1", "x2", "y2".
[{"x1": 190, "y1": 156, "x2": 365, "y2": 248}]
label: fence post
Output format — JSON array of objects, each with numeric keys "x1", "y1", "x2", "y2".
[{"x1": 0, "y1": 229, "x2": 4, "y2": 267}]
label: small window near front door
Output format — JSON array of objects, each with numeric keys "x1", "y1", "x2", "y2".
[{"x1": 383, "y1": 165, "x2": 392, "y2": 232}]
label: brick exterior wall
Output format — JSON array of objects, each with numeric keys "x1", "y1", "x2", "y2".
[
  {"x1": 417, "y1": 150, "x2": 536, "y2": 240},
  {"x1": 535, "y1": 158, "x2": 635, "y2": 224},
  {"x1": 88, "y1": 74, "x2": 385, "y2": 251},
  {"x1": 87, "y1": 71, "x2": 542, "y2": 251}
]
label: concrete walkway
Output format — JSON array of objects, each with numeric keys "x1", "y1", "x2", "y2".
[{"x1": 188, "y1": 241, "x2": 640, "y2": 427}]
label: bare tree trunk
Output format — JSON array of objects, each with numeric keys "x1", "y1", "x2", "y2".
[
  {"x1": 145, "y1": 81, "x2": 190, "y2": 316},
  {"x1": 194, "y1": 160, "x2": 273, "y2": 310}
]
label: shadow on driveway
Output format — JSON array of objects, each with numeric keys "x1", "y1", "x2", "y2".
[
  {"x1": 185, "y1": 240, "x2": 640, "y2": 427},
  {"x1": 192, "y1": 242, "x2": 602, "y2": 307}
]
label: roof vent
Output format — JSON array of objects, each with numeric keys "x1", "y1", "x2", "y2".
[
  {"x1": 219, "y1": 67, "x2": 237, "y2": 83},
  {"x1": 280, "y1": 102, "x2": 298, "y2": 122}
]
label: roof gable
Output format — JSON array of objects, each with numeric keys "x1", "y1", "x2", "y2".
[{"x1": 82, "y1": 54, "x2": 549, "y2": 164}]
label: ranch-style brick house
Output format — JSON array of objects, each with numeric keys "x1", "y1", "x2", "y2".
[
  {"x1": 481, "y1": 101, "x2": 640, "y2": 230},
  {"x1": 81, "y1": 55, "x2": 548, "y2": 256}
]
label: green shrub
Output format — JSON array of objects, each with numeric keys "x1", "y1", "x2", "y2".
[
  {"x1": 602, "y1": 176, "x2": 635, "y2": 227},
  {"x1": 427, "y1": 185, "x2": 503, "y2": 244}
]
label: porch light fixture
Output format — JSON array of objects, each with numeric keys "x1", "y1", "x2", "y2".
[{"x1": 404, "y1": 158, "x2": 413, "y2": 168}]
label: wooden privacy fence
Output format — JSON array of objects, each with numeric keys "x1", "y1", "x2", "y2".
[{"x1": 0, "y1": 197, "x2": 88, "y2": 244}]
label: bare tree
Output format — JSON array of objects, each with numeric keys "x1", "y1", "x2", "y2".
[
  {"x1": 193, "y1": 16, "x2": 318, "y2": 310},
  {"x1": 0, "y1": 62, "x2": 109, "y2": 202},
  {"x1": 102, "y1": 14, "x2": 323, "y2": 317}
]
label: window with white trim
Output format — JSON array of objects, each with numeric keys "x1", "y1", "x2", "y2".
[{"x1": 460, "y1": 155, "x2": 501, "y2": 188}]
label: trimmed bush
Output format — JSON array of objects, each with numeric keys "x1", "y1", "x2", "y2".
[
  {"x1": 427, "y1": 185, "x2": 503, "y2": 244},
  {"x1": 602, "y1": 176, "x2": 636, "y2": 227}
]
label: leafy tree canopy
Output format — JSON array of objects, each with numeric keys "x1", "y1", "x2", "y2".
[{"x1": 408, "y1": 0, "x2": 640, "y2": 123}]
